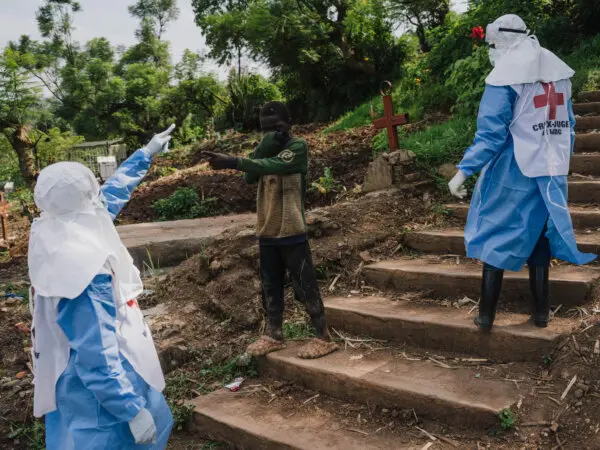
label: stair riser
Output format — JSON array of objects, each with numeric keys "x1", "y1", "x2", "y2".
[
  {"x1": 191, "y1": 412, "x2": 296, "y2": 450},
  {"x1": 571, "y1": 154, "x2": 600, "y2": 176},
  {"x1": 575, "y1": 132, "x2": 600, "y2": 153},
  {"x1": 326, "y1": 306, "x2": 557, "y2": 362},
  {"x1": 258, "y1": 357, "x2": 502, "y2": 428},
  {"x1": 450, "y1": 205, "x2": 600, "y2": 231},
  {"x1": 574, "y1": 103, "x2": 600, "y2": 115},
  {"x1": 363, "y1": 266, "x2": 594, "y2": 307},
  {"x1": 569, "y1": 183, "x2": 600, "y2": 204},
  {"x1": 405, "y1": 233, "x2": 600, "y2": 256},
  {"x1": 579, "y1": 92, "x2": 600, "y2": 103},
  {"x1": 576, "y1": 117, "x2": 600, "y2": 133}
]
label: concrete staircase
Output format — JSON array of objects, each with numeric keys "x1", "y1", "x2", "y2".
[{"x1": 188, "y1": 92, "x2": 600, "y2": 448}]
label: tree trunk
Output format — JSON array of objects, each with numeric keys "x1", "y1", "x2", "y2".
[{"x1": 9, "y1": 126, "x2": 37, "y2": 189}]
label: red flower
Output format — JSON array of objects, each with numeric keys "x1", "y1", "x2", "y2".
[{"x1": 470, "y1": 26, "x2": 485, "y2": 41}]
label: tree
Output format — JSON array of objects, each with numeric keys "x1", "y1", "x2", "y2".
[
  {"x1": 128, "y1": 0, "x2": 180, "y2": 40},
  {"x1": 386, "y1": 0, "x2": 450, "y2": 52},
  {"x1": 0, "y1": 48, "x2": 44, "y2": 187},
  {"x1": 194, "y1": 0, "x2": 407, "y2": 121},
  {"x1": 192, "y1": 0, "x2": 250, "y2": 74}
]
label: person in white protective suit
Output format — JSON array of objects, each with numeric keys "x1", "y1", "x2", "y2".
[
  {"x1": 28, "y1": 126, "x2": 176, "y2": 450},
  {"x1": 448, "y1": 15, "x2": 596, "y2": 331}
]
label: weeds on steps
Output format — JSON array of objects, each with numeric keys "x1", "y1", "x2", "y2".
[{"x1": 498, "y1": 408, "x2": 516, "y2": 431}]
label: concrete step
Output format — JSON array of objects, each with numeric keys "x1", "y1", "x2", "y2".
[
  {"x1": 405, "y1": 228, "x2": 600, "y2": 256},
  {"x1": 575, "y1": 132, "x2": 600, "y2": 153},
  {"x1": 447, "y1": 203, "x2": 600, "y2": 230},
  {"x1": 574, "y1": 132, "x2": 600, "y2": 153},
  {"x1": 190, "y1": 389, "x2": 419, "y2": 450},
  {"x1": 576, "y1": 116, "x2": 600, "y2": 132},
  {"x1": 568, "y1": 179, "x2": 600, "y2": 203},
  {"x1": 571, "y1": 153, "x2": 600, "y2": 176},
  {"x1": 117, "y1": 213, "x2": 256, "y2": 268},
  {"x1": 363, "y1": 258, "x2": 599, "y2": 307},
  {"x1": 578, "y1": 91, "x2": 600, "y2": 103},
  {"x1": 259, "y1": 343, "x2": 522, "y2": 428},
  {"x1": 325, "y1": 296, "x2": 570, "y2": 362},
  {"x1": 574, "y1": 102, "x2": 600, "y2": 116}
]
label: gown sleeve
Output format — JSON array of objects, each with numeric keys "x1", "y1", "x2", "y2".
[
  {"x1": 457, "y1": 84, "x2": 517, "y2": 177},
  {"x1": 100, "y1": 149, "x2": 153, "y2": 220},
  {"x1": 56, "y1": 274, "x2": 145, "y2": 422},
  {"x1": 568, "y1": 99, "x2": 576, "y2": 155}
]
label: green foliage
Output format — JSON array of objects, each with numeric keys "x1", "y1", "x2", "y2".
[
  {"x1": 311, "y1": 167, "x2": 342, "y2": 195},
  {"x1": 283, "y1": 321, "x2": 315, "y2": 340},
  {"x1": 564, "y1": 35, "x2": 600, "y2": 95},
  {"x1": 7, "y1": 187, "x2": 37, "y2": 220},
  {"x1": 36, "y1": 127, "x2": 85, "y2": 166},
  {"x1": 196, "y1": 0, "x2": 407, "y2": 122},
  {"x1": 152, "y1": 187, "x2": 218, "y2": 221},
  {"x1": 225, "y1": 71, "x2": 282, "y2": 131},
  {"x1": 498, "y1": 408, "x2": 516, "y2": 430},
  {"x1": 445, "y1": 45, "x2": 491, "y2": 116},
  {"x1": 400, "y1": 116, "x2": 477, "y2": 170},
  {"x1": 543, "y1": 355, "x2": 553, "y2": 366},
  {"x1": 7, "y1": 420, "x2": 45, "y2": 450}
]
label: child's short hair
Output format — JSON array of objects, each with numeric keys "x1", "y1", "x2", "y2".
[{"x1": 260, "y1": 101, "x2": 291, "y2": 125}]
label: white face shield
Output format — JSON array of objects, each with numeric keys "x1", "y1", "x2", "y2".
[{"x1": 485, "y1": 14, "x2": 529, "y2": 66}]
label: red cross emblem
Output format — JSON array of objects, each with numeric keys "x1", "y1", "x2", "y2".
[
  {"x1": 533, "y1": 82, "x2": 564, "y2": 121},
  {"x1": 126, "y1": 299, "x2": 139, "y2": 308}
]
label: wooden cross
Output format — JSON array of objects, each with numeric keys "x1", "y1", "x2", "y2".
[
  {"x1": 372, "y1": 81, "x2": 409, "y2": 151},
  {"x1": 534, "y1": 82, "x2": 564, "y2": 121},
  {"x1": 0, "y1": 193, "x2": 12, "y2": 245}
]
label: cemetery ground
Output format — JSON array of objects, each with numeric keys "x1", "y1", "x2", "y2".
[{"x1": 4, "y1": 103, "x2": 600, "y2": 449}]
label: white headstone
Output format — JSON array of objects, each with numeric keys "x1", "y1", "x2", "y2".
[{"x1": 97, "y1": 156, "x2": 118, "y2": 181}]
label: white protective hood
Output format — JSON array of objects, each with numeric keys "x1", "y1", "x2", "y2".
[
  {"x1": 28, "y1": 162, "x2": 143, "y2": 301},
  {"x1": 485, "y1": 14, "x2": 574, "y2": 86}
]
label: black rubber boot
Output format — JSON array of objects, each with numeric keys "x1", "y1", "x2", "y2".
[
  {"x1": 474, "y1": 264, "x2": 504, "y2": 331},
  {"x1": 529, "y1": 265, "x2": 550, "y2": 328}
]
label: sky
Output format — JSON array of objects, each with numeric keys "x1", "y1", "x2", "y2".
[
  {"x1": 0, "y1": 0, "x2": 264, "y2": 79},
  {"x1": 0, "y1": 0, "x2": 469, "y2": 80}
]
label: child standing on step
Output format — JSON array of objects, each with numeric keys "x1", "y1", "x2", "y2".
[{"x1": 203, "y1": 102, "x2": 338, "y2": 359}]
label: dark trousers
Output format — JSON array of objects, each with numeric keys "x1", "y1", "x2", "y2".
[
  {"x1": 259, "y1": 241, "x2": 326, "y2": 339},
  {"x1": 486, "y1": 226, "x2": 551, "y2": 272}
]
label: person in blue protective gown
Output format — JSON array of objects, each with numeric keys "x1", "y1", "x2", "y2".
[
  {"x1": 448, "y1": 14, "x2": 596, "y2": 331},
  {"x1": 27, "y1": 126, "x2": 177, "y2": 450}
]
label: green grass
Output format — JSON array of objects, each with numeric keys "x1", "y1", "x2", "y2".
[
  {"x1": 7, "y1": 420, "x2": 45, "y2": 450},
  {"x1": 564, "y1": 35, "x2": 600, "y2": 95},
  {"x1": 400, "y1": 116, "x2": 477, "y2": 170},
  {"x1": 325, "y1": 90, "x2": 423, "y2": 133},
  {"x1": 164, "y1": 355, "x2": 259, "y2": 431},
  {"x1": 283, "y1": 321, "x2": 315, "y2": 340},
  {"x1": 498, "y1": 408, "x2": 516, "y2": 431}
]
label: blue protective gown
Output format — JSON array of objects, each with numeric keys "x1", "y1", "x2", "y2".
[
  {"x1": 44, "y1": 149, "x2": 174, "y2": 450},
  {"x1": 458, "y1": 84, "x2": 597, "y2": 272}
]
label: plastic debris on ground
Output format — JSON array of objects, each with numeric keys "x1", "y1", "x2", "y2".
[{"x1": 224, "y1": 377, "x2": 245, "y2": 392}]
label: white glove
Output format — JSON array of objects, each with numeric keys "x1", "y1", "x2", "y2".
[
  {"x1": 144, "y1": 124, "x2": 175, "y2": 156},
  {"x1": 129, "y1": 408, "x2": 157, "y2": 445},
  {"x1": 448, "y1": 169, "x2": 468, "y2": 199}
]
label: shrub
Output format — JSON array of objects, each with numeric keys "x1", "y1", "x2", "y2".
[
  {"x1": 445, "y1": 45, "x2": 491, "y2": 116},
  {"x1": 153, "y1": 187, "x2": 218, "y2": 221}
]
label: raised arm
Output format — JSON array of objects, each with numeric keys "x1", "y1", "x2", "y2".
[
  {"x1": 237, "y1": 140, "x2": 308, "y2": 177},
  {"x1": 100, "y1": 149, "x2": 153, "y2": 220},
  {"x1": 101, "y1": 124, "x2": 175, "y2": 220}
]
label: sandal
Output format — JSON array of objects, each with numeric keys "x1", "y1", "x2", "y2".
[
  {"x1": 246, "y1": 335, "x2": 286, "y2": 357},
  {"x1": 297, "y1": 338, "x2": 339, "y2": 359}
]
